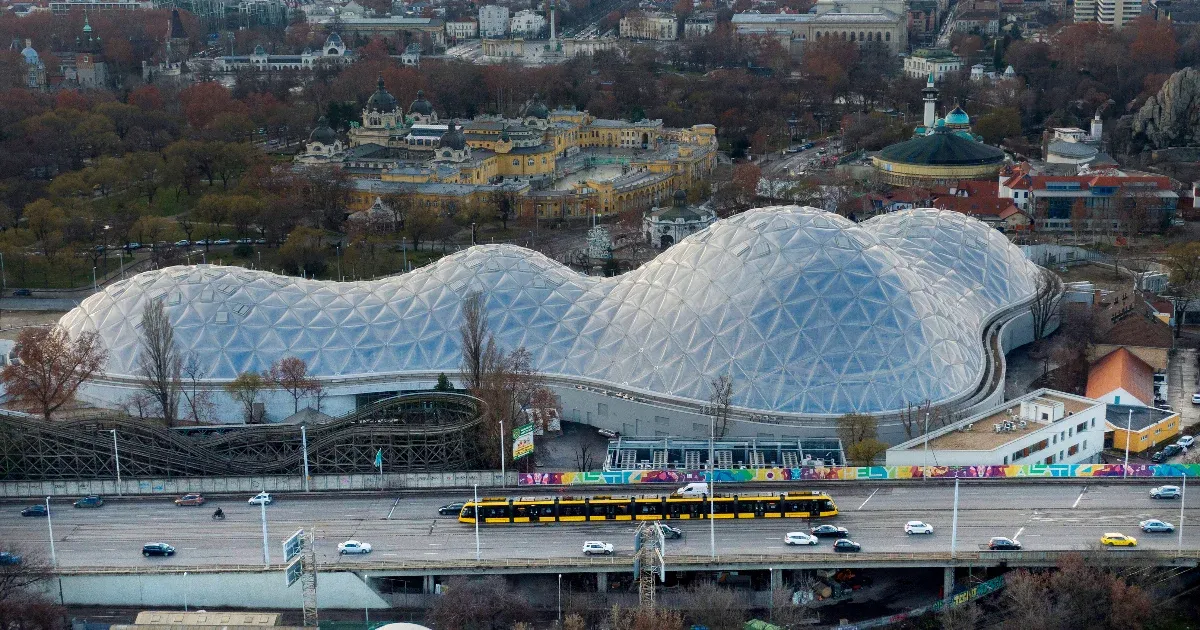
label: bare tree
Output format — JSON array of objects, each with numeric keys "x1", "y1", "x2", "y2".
[
  {"x1": 180, "y1": 354, "x2": 213, "y2": 424},
  {"x1": 137, "y1": 299, "x2": 182, "y2": 426},
  {"x1": 837, "y1": 413, "x2": 888, "y2": 466},
  {"x1": 427, "y1": 576, "x2": 534, "y2": 630},
  {"x1": 606, "y1": 605, "x2": 685, "y2": 630},
  {"x1": 460, "y1": 291, "x2": 496, "y2": 392},
  {"x1": 1029, "y1": 267, "x2": 1059, "y2": 341},
  {"x1": 0, "y1": 541, "x2": 52, "y2": 604},
  {"x1": 225, "y1": 371, "x2": 266, "y2": 424},
  {"x1": 1, "y1": 326, "x2": 107, "y2": 421},
  {"x1": 939, "y1": 602, "x2": 981, "y2": 630},
  {"x1": 1164, "y1": 242, "x2": 1200, "y2": 338},
  {"x1": 899, "y1": 399, "x2": 933, "y2": 440},
  {"x1": 679, "y1": 582, "x2": 747, "y2": 630},
  {"x1": 708, "y1": 374, "x2": 733, "y2": 438},
  {"x1": 575, "y1": 443, "x2": 596, "y2": 470},
  {"x1": 268, "y1": 356, "x2": 318, "y2": 415}
]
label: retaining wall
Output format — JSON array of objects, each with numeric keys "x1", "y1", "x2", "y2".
[
  {"x1": 51, "y1": 571, "x2": 389, "y2": 609},
  {"x1": 0, "y1": 471, "x2": 514, "y2": 498}
]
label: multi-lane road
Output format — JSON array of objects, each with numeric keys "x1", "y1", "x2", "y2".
[{"x1": 1, "y1": 482, "x2": 1197, "y2": 568}]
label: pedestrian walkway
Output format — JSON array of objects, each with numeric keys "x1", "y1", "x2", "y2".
[{"x1": 1170, "y1": 347, "x2": 1198, "y2": 430}]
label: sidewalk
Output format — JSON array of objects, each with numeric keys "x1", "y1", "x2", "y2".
[{"x1": 1171, "y1": 347, "x2": 1199, "y2": 431}]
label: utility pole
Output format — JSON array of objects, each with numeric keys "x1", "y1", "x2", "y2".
[
  {"x1": 950, "y1": 478, "x2": 959, "y2": 557},
  {"x1": 260, "y1": 499, "x2": 270, "y2": 566},
  {"x1": 300, "y1": 530, "x2": 319, "y2": 627},
  {"x1": 633, "y1": 522, "x2": 665, "y2": 610},
  {"x1": 1123, "y1": 408, "x2": 1132, "y2": 478},
  {"x1": 110, "y1": 429, "x2": 121, "y2": 496},
  {"x1": 300, "y1": 425, "x2": 310, "y2": 492}
]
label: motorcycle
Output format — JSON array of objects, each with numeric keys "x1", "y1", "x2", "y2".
[{"x1": 212, "y1": 509, "x2": 225, "y2": 520}]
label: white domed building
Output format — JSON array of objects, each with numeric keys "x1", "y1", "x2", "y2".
[
  {"x1": 295, "y1": 116, "x2": 346, "y2": 165},
  {"x1": 58, "y1": 208, "x2": 1043, "y2": 438}
]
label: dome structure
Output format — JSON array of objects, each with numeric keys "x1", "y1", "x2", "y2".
[
  {"x1": 944, "y1": 105, "x2": 970, "y2": 129},
  {"x1": 438, "y1": 122, "x2": 466, "y2": 150},
  {"x1": 308, "y1": 116, "x2": 338, "y2": 145},
  {"x1": 366, "y1": 76, "x2": 399, "y2": 113},
  {"x1": 873, "y1": 126, "x2": 1006, "y2": 187},
  {"x1": 524, "y1": 95, "x2": 550, "y2": 120},
  {"x1": 409, "y1": 90, "x2": 434, "y2": 116},
  {"x1": 60, "y1": 207, "x2": 1039, "y2": 418},
  {"x1": 20, "y1": 43, "x2": 39, "y2": 64}
]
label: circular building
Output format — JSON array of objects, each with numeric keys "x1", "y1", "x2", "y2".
[
  {"x1": 59, "y1": 207, "x2": 1040, "y2": 434},
  {"x1": 872, "y1": 122, "x2": 1006, "y2": 187}
]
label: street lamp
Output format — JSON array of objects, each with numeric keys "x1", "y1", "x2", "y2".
[
  {"x1": 183, "y1": 571, "x2": 189, "y2": 611},
  {"x1": 950, "y1": 478, "x2": 960, "y2": 557},
  {"x1": 557, "y1": 573, "x2": 562, "y2": 625},
  {"x1": 1179, "y1": 474, "x2": 1186, "y2": 554},
  {"x1": 709, "y1": 412, "x2": 716, "y2": 559},
  {"x1": 260, "y1": 498, "x2": 270, "y2": 567},
  {"x1": 473, "y1": 484, "x2": 481, "y2": 562},
  {"x1": 45, "y1": 496, "x2": 56, "y2": 567},
  {"x1": 110, "y1": 429, "x2": 121, "y2": 496},
  {"x1": 1123, "y1": 408, "x2": 1132, "y2": 478},
  {"x1": 923, "y1": 412, "x2": 931, "y2": 480}
]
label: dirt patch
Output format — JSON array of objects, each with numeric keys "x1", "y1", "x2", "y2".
[{"x1": 0, "y1": 310, "x2": 68, "y2": 341}]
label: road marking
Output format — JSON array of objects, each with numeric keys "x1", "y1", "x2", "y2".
[
  {"x1": 1073, "y1": 487, "x2": 1087, "y2": 509},
  {"x1": 858, "y1": 489, "x2": 879, "y2": 510},
  {"x1": 183, "y1": 547, "x2": 198, "y2": 550},
  {"x1": 423, "y1": 552, "x2": 439, "y2": 555},
  {"x1": 102, "y1": 548, "x2": 116, "y2": 551},
  {"x1": 383, "y1": 553, "x2": 398, "y2": 557},
  {"x1": 387, "y1": 497, "x2": 400, "y2": 520},
  {"x1": 1013, "y1": 527, "x2": 1024, "y2": 540}
]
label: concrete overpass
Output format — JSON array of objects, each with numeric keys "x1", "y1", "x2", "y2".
[{"x1": 3, "y1": 480, "x2": 1197, "y2": 610}]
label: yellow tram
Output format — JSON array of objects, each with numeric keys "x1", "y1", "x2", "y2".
[{"x1": 458, "y1": 491, "x2": 838, "y2": 525}]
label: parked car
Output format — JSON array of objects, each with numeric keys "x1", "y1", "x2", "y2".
[
  {"x1": 657, "y1": 524, "x2": 683, "y2": 539},
  {"x1": 1152, "y1": 450, "x2": 1168, "y2": 463},
  {"x1": 582, "y1": 541, "x2": 614, "y2": 555},
  {"x1": 832, "y1": 539, "x2": 861, "y2": 553},
  {"x1": 904, "y1": 521, "x2": 934, "y2": 535},
  {"x1": 235, "y1": 238, "x2": 253, "y2": 245},
  {"x1": 1192, "y1": 393, "x2": 1200, "y2": 405},
  {"x1": 248, "y1": 492, "x2": 273, "y2": 505},
  {"x1": 1100, "y1": 533, "x2": 1137, "y2": 547},
  {"x1": 0, "y1": 552, "x2": 21, "y2": 565},
  {"x1": 785, "y1": 532, "x2": 819, "y2": 546},
  {"x1": 20, "y1": 505, "x2": 46, "y2": 517},
  {"x1": 11, "y1": 289, "x2": 31, "y2": 297},
  {"x1": 142, "y1": 543, "x2": 175, "y2": 557},
  {"x1": 175, "y1": 494, "x2": 205, "y2": 506},
  {"x1": 174, "y1": 240, "x2": 191, "y2": 247},
  {"x1": 438, "y1": 502, "x2": 465, "y2": 516},
  {"x1": 214, "y1": 239, "x2": 231, "y2": 246},
  {"x1": 988, "y1": 537, "x2": 1022, "y2": 550},
  {"x1": 337, "y1": 540, "x2": 372, "y2": 554},
  {"x1": 1163, "y1": 444, "x2": 1184, "y2": 458},
  {"x1": 1178, "y1": 436, "x2": 1195, "y2": 449},
  {"x1": 74, "y1": 495, "x2": 103, "y2": 508},
  {"x1": 1151, "y1": 485, "x2": 1182, "y2": 499},
  {"x1": 1139, "y1": 519, "x2": 1175, "y2": 533},
  {"x1": 810, "y1": 524, "x2": 849, "y2": 538}
]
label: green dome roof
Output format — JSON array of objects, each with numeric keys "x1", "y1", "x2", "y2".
[
  {"x1": 878, "y1": 129, "x2": 1004, "y2": 167},
  {"x1": 945, "y1": 106, "x2": 970, "y2": 126}
]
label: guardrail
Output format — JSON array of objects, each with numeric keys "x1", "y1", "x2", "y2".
[{"x1": 53, "y1": 550, "x2": 1200, "y2": 576}]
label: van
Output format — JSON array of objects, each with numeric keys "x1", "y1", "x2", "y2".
[{"x1": 676, "y1": 482, "x2": 709, "y2": 497}]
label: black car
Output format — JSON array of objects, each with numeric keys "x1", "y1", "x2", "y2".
[
  {"x1": 142, "y1": 543, "x2": 175, "y2": 557},
  {"x1": 20, "y1": 505, "x2": 47, "y2": 517},
  {"x1": 1151, "y1": 451, "x2": 1167, "y2": 463},
  {"x1": 1163, "y1": 444, "x2": 1183, "y2": 458},
  {"x1": 810, "y1": 524, "x2": 850, "y2": 538},
  {"x1": 832, "y1": 539, "x2": 861, "y2": 553},
  {"x1": 10, "y1": 289, "x2": 30, "y2": 297},
  {"x1": 438, "y1": 503, "x2": 465, "y2": 516},
  {"x1": 0, "y1": 552, "x2": 21, "y2": 565}
]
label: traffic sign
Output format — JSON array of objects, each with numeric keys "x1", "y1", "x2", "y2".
[
  {"x1": 283, "y1": 528, "x2": 304, "y2": 563},
  {"x1": 285, "y1": 558, "x2": 303, "y2": 587}
]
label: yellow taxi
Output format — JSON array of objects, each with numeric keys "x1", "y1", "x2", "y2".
[{"x1": 1100, "y1": 533, "x2": 1138, "y2": 547}]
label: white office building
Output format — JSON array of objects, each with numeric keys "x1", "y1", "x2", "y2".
[
  {"x1": 885, "y1": 389, "x2": 1107, "y2": 467},
  {"x1": 510, "y1": 9, "x2": 546, "y2": 37},
  {"x1": 1076, "y1": 0, "x2": 1141, "y2": 27},
  {"x1": 479, "y1": 4, "x2": 510, "y2": 37},
  {"x1": 446, "y1": 19, "x2": 478, "y2": 40}
]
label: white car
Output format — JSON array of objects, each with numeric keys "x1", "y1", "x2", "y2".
[
  {"x1": 582, "y1": 541, "x2": 614, "y2": 555},
  {"x1": 1192, "y1": 393, "x2": 1200, "y2": 405},
  {"x1": 905, "y1": 521, "x2": 934, "y2": 535},
  {"x1": 248, "y1": 492, "x2": 273, "y2": 505},
  {"x1": 1178, "y1": 436, "x2": 1196, "y2": 449},
  {"x1": 784, "y1": 532, "x2": 819, "y2": 546},
  {"x1": 338, "y1": 540, "x2": 372, "y2": 554}
]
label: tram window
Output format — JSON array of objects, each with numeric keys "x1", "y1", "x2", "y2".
[
  {"x1": 481, "y1": 506, "x2": 509, "y2": 519},
  {"x1": 637, "y1": 502, "x2": 663, "y2": 516},
  {"x1": 560, "y1": 504, "x2": 585, "y2": 517},
  {"x1": 688, "y1": 502, "x2": 704, "y2": 518},
  {"x1": 462, "y1": 506, "x2": 476, "y2": 518},
  {"x1": 513, "y1": 505, "x2": 530, "y2": 518},
  {"x1": 587, "y1": 503, "x2": 614, "y2": 519},
  {"x1": 712, "y1": 501, "x2": 734, "y2": 515},
  {"x1": 819, "y1": 499, "x2": 835, "y2": 512},
  {"x1": 615, "y1": 503, "x2": 632, "y2": 517},
  {"x1": 783, "y1": 501, "x2": 804, "y2": 513},
  {"x1": 667, "y1": 503, "x2": 682, "y2": 517},
  {"x1": 535, "y1": 504, "x2": 555, "y2": 517},
  {"x1": 763, "y1": 500, "x2": 780, "y2": 512}
]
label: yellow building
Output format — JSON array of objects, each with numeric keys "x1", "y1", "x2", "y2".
[{"x1": 1107, "y1": 406, "x2": 1180, "y2": 454}]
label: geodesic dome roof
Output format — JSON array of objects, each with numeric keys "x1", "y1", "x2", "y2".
[{"x1": 58, "y1": 207, "x2": 1039, "y2": 416}]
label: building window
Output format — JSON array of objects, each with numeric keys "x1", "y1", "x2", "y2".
[
  {"x1": 512, "y1": 159, "x2": 519, "y2": 166},
  {"x1": 885, "y1": 32, "x2": 891, "y2": 41}
]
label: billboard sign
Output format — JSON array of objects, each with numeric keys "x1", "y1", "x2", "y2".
[
  {"x1": 512, "y1": 422, "x2": 535, "y2": 460},
  {"x1": 285, "y1": 559, "x2": 303, "y2": 587},
  {"x1": 283, "y1": 528, "x2": 304, "y2": 563}
]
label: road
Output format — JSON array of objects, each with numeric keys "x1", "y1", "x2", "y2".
[{"x1": 2, "y1": 482, "x2": 1197, "y2": 569}]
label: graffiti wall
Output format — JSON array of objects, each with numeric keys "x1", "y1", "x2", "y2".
[{"x1": 518, "y1": 464, "x2": 1200, "y2": 486}]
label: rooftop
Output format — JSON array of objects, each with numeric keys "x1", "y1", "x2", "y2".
[
  {"x1": 1086, "y1": 347, "x2": 1155, "y2": 405},
  {"x1": 1105, "y1": 404, "x2": 1176, "y2": 432},
  {"x1": 892, "y1": 389, "x2": 1100, "y2": 452}
]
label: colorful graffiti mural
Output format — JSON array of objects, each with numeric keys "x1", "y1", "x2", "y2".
[{"x1": 518, "y1": 464, "x2": 1200, "y2": 486}]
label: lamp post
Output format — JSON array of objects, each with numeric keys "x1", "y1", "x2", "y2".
[
  {"x1": 473, "y1": 484, "x2": 481, "y2": 562},
  {"x1": 45, "y1": 496, "x2": 56, "y2": 567},
  {"x1": 260, "y1": 498, "x2": 270, "y2": 567},
  {"x1": 110, "y1": 429, "x2": 121, "y2": 496},
  {"x1": 1179, "y1": 474, "x2": 1186, "y2": 554},
  {"x1": 709, "y1": 412, "x2": 716, "y2": 559},
  {"x1": 950, "y1": 478, "x2": 960, "y2": 557},
  {"x1": 1123, "y1": 409, "x2": 1132, "y2": 478},
  {"x1": 557, "y1": 573, "x2": 562, "y2": 625},
  {"x1": 923, "y1": 412, "x2": 931, "y2": 480},
  {"x1": 300, "y1": 425, "x2": 310, "y2": 492},
  {"x1": 500, "y1": 418, "x2": 506, "y2": 486},
  {"x1": 183, "y1": 572, "x2": 189, "y2": 612}
]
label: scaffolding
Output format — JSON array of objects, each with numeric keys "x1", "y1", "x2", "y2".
[{"x1": 633, "y1": 522, "x2": 666, "y2": 609}]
